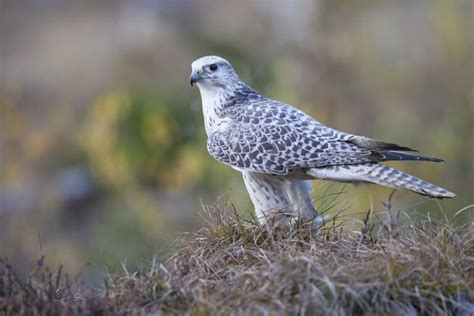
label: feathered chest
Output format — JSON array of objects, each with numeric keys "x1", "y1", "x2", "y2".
[{"x1": 198, "y1": 89, "x2": 228, "y2": 135}]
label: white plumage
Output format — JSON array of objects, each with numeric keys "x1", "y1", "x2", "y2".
[{"x1": 190, "y1": 56, "x2": 455, "y2": 224}]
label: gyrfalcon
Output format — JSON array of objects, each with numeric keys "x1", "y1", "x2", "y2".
[{"x1": 189, "y1": 55, "x2": 455, "y2": 224}]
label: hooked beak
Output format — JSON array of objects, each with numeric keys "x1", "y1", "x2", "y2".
[
  {"x1": 190, "y1": 71, "x2": 210, "y2": 87},
  {"x1": 189, "y1": 72, "x2": 201, "y2": 87}
]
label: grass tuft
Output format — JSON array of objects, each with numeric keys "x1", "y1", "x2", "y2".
[{"x1": 1, "y1": 201, "x2": 473, "y2": 315}]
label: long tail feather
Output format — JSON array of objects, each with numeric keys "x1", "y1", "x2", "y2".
[
  {"x1": 308, "y1": 163, "x2": 455, "y2": 199},
  {"x1": 362, "y1": 164, "x2": 455, "y2": 198}
]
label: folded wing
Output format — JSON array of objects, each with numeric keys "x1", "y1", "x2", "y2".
[{"x1": 208, "y1": 100, "x2": 442, "y2": 175}]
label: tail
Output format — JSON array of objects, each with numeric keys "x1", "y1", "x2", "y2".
[{"x1": 307, "y1": 163, "x2": 455, "y2": 199}]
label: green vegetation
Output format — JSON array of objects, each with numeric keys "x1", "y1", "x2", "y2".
[
  {"x1": 1, "y1": 1, "x2": 472, "y2": 277},
  {"x1": 1, "y1": 202, "x2": 472, "y2": 315},
  {"x1": 0, "y1": 2, "x2": 472, "y2": 313}
]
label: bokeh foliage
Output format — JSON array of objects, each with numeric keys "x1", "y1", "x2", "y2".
[{"x1": 0, "y1": 0, "x2": 472, "y2": 277}]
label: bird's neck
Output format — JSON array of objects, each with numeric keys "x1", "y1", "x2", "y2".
[{"x1": 198, "y1": 82, "x2": 255, "y2": 134}]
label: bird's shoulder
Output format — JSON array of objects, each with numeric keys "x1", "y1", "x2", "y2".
[{"x1": 222, "y1": 96, "x2": 321, "y2": 128}]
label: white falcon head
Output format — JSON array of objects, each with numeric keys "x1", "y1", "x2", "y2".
[{"x1": 189, "y1": 55, "x2": 240, "y2": 90}]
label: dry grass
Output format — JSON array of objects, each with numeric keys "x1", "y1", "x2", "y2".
[{"x1": 1, "y1": 200, "x2": 473, "y2": 315}]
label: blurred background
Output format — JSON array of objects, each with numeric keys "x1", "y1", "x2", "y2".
[{"x1": 0, "y1": 0, "x2": 472, "y2": 278}]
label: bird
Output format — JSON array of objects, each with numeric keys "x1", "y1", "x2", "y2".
[{"x1": 189, "y1": 55, "x2": 455, "y2": 224}]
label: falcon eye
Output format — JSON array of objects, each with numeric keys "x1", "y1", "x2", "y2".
[{"x1": 209, "y1": 64, "x2": 218, "y2": 72}]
